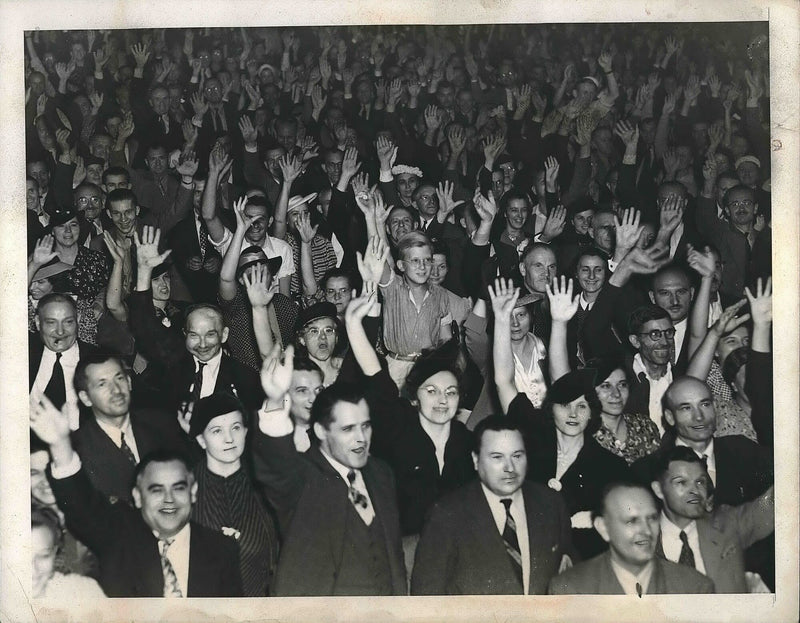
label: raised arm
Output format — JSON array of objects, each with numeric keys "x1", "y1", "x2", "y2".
[
  {"x1": 103, "y1": 232, "x2": 132, "y2": 321},
  {"x1": 686, "y1": 244, "x2": 716, "y2": 356},
  {"x1": 686, "y1": 300, "x2": 749, "y2": 381},
  {"x1": 219, "y1": 196, "x2": 255, "y2": 302},
  {"x1": 358, "y1": 235, "x2": 392, "y2": 289},
  {"x1": 744, "y1": 278, "x2": 773, "y2": 446},
  {"x1": 274, "y1": 154, "x2": 304, "y2": 240},
  {"x1": 243, "y1": 263, "x2": 277, "y2": 360},
  {"x1": 202, "y1": 145, "x2": 232, "y2": 243},
  {"x1": 295, "y1": 211, "x2": 320, "y2": 297},
  {"x1": 344, "y1": 282, "x2": 382, "y2": 377},
  {"x1": 547, "y1": 276, "x2": 580, "y2": 383},
  {"x1": 28, "y1": 235, "x2": 58, "y2": 287},
  {"x1": 489, "y1": 277, "x2": 521, "y2": 414}
]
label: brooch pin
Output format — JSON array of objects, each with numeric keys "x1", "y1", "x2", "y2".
[{"x1": 221, "y1": 526, "x2": 241, "y2": 540}]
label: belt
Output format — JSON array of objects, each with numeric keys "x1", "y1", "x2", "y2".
[{"x1": 386, "y1": 351, "x2": 421, "y2": 362}]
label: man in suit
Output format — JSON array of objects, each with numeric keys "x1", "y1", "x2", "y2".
[
  {"x1": 548, "y1": 481, "x2": 714, "y2": 595},
  {"x1": 29, "y1": 293, "x2": 98, "y2": 429},
  {"x1": 70, "y1": 353, "x2": 190, "y2": 503},
  {"x1": 411, "y1": 415, "x2": 575, "y2": 595},
  {"x1": 252, "y1": 345, "x2": 407, "y2": 596},
  {"x1": 650, "y1": 446, "x2": 774, "y2": 593},
  {"x1": 648, "y1": 264, "x2": 695, "y2": 376},
  {"x1": 30, "y1": 398, "x2": 241, "y2": 598}
]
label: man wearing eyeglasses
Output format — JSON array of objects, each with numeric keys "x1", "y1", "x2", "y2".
[{"x1": 73, "y1": 182, "x2": 108, "y2": 246}]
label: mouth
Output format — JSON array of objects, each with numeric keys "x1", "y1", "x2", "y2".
[
  {"x1": 352, "y1": 448, "x2": 366, "y2": 456},
  {"x1": 633, "y1": 539, "x2": 652, "y2": 548},
  {"x1": 160, "y1": 508, "x2": 178, "y2": 516}
]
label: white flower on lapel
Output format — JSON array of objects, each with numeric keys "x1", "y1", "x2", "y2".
[{"x1": 547, "y1": 478, "x2": 562, "y2": 492}]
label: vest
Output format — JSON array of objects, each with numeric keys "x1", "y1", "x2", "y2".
[{"x1": 333, "y1": 499, "x2": 393, "y2": 595}]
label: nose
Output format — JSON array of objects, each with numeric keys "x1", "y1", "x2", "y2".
[
  {"x1": 163, "y1": 488, "x2": 174, "y2": 504},
  {"x1": 502, "y1": 457, "x2": 514, "y2": 472},
  {"x1": 353, "y1": 428, "x2": 366, "y2": 445},
  {"x1": 690, "y1": 406, "x2": 705, "y2": 422},
  {"x1": 224, "y1": 429, "x2": 234, "y2": 443}
]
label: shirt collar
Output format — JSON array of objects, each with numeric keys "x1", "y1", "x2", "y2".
[
  {"x1": 319, "y1": 447, "x2": 361, "y2": 482},
  {"x1": 152, "y1": 521, "x2": 191, "y2": 546},
  {"x1": 632, "y1": 353, "x2": 672, "y2": 381},
  {"x1": 609, "y1": 557, "x2": 654, "y2": 595},
  {"x1": 660, "y1": 511, "x2": 697, "y2": 540},
  {"x1": 675, "y1": 436, "x2": 715, "y2": 468},
  {"x1": 95, "y1": 413, "x2": 133, "y2": 446},
  {"x1": 46, "y1": 341, "x2": 80, "y2": 365},
  {"x1": 193, "y1": 349, "x2": 222, "y2": 372},
  {"x1": 480, "y1": 482, "x2": 523, "y2": 509}
]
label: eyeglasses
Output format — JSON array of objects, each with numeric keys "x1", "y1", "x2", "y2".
[
  {"x1": 305, "y1": 326, "x2": 336, "y2": 338},
  {"x1": 727, "y1": 200, "x2": 754, "y2": 209},
  {"x1": 639, "y1": 328, "x2": 676, "y2": 341},
  {"x1": 405, "y1": 257, "x2": 432, "y2": 268},
  {"x1": 77, "y1": 196, "x2": 102, "y2": 206}
]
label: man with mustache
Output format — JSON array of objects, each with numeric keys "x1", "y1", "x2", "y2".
[{"x1": 411, "y1": 416, "x2": 575, "y2": 595}]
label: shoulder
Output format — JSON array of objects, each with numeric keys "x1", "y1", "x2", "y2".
[
  {"x1": 548, "y1": 554, "x2": 605, "y2": 592},
  {"x1": 522, "y1": 480, "x2": 567, "y2": 513},
  {"x1": 656, "y1": 558, "x2": 715, "y2": 593},
  {"x1": 190, "y1": 521, "x2": 238, "y2": 555}
]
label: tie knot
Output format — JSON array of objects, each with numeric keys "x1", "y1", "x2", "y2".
[
  {"x1": 159, "y1": 538, "x2": 173, "y2": 554},
  {"x1": 55, "y1": 352, "x2": 62, "y2": 361},
  {"x1": 679, "y1": 529, "x2": 690, "y2": 545},
  {"x1": 197, "y1": 362, "x2": 206, "y2": 372},
  {"x1": 501, "y1": 498, "x2": 513, "y2": 512},
  {"x1": 347, "y1": 469, "x2": 357, "y2": 485}
]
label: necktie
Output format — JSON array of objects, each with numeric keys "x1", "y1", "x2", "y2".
[
  {"x1": 678, "y1": 530, "x2": 696, "y2": 568},
  {"x1": 500, "y1": 498, "x2": 524, "y2": 590},
  {"x1": 44, "y1": 353, "x2": 66, "y2": 409},
  {"x1": 156, "y1": 175, "x2": 167, "y2": 198},
  {"x1": 346, "y1": 470, "x2": 374, "y2": 525},
  {"x1": 159, "y1": 539, "x2": 183, "y2": 598},
  {"x1": 190, "y1": 362, "x2": 206, "y2": 404},
  {"x1": 198, "y1": 219, "x2": 209, "y2": 259},
  {"x1": 119, "y1": 431, "x2": 137, "y2": 465},
  {"x1": 162, "y1": 115, "x2": 169, "y2": 134}
]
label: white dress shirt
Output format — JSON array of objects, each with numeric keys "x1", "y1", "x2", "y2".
[
  {"x1": 321, "y1": 449, "x2": 375, "y2": 525},
  {"x1": 210, "y1": 229, "x2": 295, "y2": 293},
  {"x1": 632, "y1": 353, "x2": 673, "y2": 437},
  {"x1": 31, "y1": 341, "x2": 80, "y2": 429},
  {"x1": 155, "y1": 523, "x2": 191, "y2": 597},
  {"x1": 676, "y1": 437, "x2": 717, "y2": 486},
  {"x1": 96, "y1": 415, "x2": 140, "y2": 462},
  {"x1": 480, "y1": 484, "x2": 530, "y2": 594},
  {"x1": 673, "y1": 317, "x2": 688, "y2": 361},
  {"x1": 193, "y1": 350, "x2": 223, "y2": 400},
  {"x1": 659, "y1": 513, "x2": 707, "y2": 574},
  {"x1": 610, "y1": 558, "x2": 654, "y2": 595}
]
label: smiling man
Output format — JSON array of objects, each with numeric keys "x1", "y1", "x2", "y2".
[
  {"x1": 648, "y1": 264, "x2": 695, "y2": 374},
  {"x1": 30, "y1": 394, "x2": 242, "y2": 597},
  {"x1": 548, "y1": 481, "x2": 714, "y2": 594},
  {"x1": 252, "y1": 348, "x2": 406, "y2": 596},
  {"x1": 411, "y1": 416, "x2": 575, "y2": 595}
]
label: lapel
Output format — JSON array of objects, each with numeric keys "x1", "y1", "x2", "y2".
[
  {"x1": 522, "y1": 484, "x2": 549, "y2": 593},
  {"x1": 597, "y1": 552, "x2": 626, "y2": 594},
  {"x1": 136, "y1": 529, "x2": 164, "y2": 596},
  {"x1": 647, "y1": 557, "x2": 666, "y2": 594},
  {"x1": 695, "y1": 516, "x2": 724, "y2": 581},
  {"x1": 306, "y1": 446, "x2": 351, "y2": 567},
  {"x1": 186, "y1": 523, "x2": 206, "y2": 597}
]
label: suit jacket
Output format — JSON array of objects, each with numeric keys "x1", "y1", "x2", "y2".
[
  {"x1": 251, "y1": 432, "x2": 406, "y2": 596},
  {"x1": 49, "y1": 466, "x2": 242, "y2": 597},
  {"x1": 411, "y1": 480, "x2": 575, "y2": 595},
  {"x1": 631, "y1": 434, "x2": 773, "y2": 507},
  {"x1": 28, "y1": 334, "x2": 98, "y2": 390},
  {"x1": 72, "y1": 407, "x2": 190, "y2": 504},
  {"x1": 658, "y1": 488, "x2": 774, "y2": 593},
  {"x1": 167, "y1": 211, "x2": 224, "y2": 304},
  {"x1": 548, "y1": 550, "x2": 715, "y2": 594}
]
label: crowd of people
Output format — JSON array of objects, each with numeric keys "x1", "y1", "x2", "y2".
[{"x1": 25, "y1": 22, "x2": 775, "y2": 599}]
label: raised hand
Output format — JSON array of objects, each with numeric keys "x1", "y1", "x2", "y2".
[
  {"x1": 29, "y1": 393, "x2": 71, "y2": 447},
  {"x1": 31, "y1": 235, "x2": 57, "y2": 266},
  {"x1": 544, "y1": 156, "x2": 560, "y2": 193},
  {"x1": 662, "y1": 148, "x2": 679, "y2": 176},
  {"x1": 531, "y1": 91, "x2": 547, "y2": 118},
  {"x1": 350, "y1": 172, "x2": 370, "y2": 205},
  {"x1": 260, "y1": 343, "x2": 294, "y2": 401},
  {"x1": 473, "y1": 189, "x2": 497, "y2": 223},
  {"x1": 190, "y1": 92, "x2": 208, "y2": 116},
  {"x1": 89, "y1": 92, "x2": 104, "y2": 116},
  {"x1": 710, "y1": 299, "x2": 749, "y2": 337},
  {"x1": 447, "y1": 125, "x2": 466, "y2": 155},
  {"x1": 598, "y1": 50, "x2": 613, "y2": 73},
  {"x1": 134, "y1": 226, "x2": 171, "y2": 269},
  {"x1": 36, "y1": 93, "x2": 48, "y2": 118},
  {"x1": 436, "y1": 180, "x2": 464, "y2": 220},
  {"x1": 243, "y1": 262, "x2": 275, "y2": 308},
  {"x1": 232, "y1": 196, "x2": 256, "y2": 234},
  {"x1": 661, "y1": 91, "x2": 677, "y2": 115},
  {"x1": 702, "y1": 155, "x2": 718, "y2": 183},
  {"x1": 683, "y1": 75, "x2": 701, "y2": 105},
  {"x1": 344, "y1": 284, "x2": 378, "y2": 325},
  {"x1": 310, "y1": 84, "x2": 326, "y2": 113},
  {"x1": 102, "y1": 230, "x2": 131, "y2": 264},
  {"x1": 93, "y1": 47, "x2": 109, "y2": 70},
  {"x1": 131, "y1": 42, "x2": 150, "y2": 68},
  {"x1": 118, "y1": 113, "x2": 135, "y2": 141},
  {"x1": 614, "y1": 119, "x2": 639, "y2": 149},
  {"x1": 615, "y1": 208, "x2": 643, "y2": 251},
  {"x1": 488, "y1": 277, "x2": 520, "y2": 323},
  {"x1": 376, "y1": 135, "x2": 397, "y2": 171},
  {"x1": 658, "y1": 194, "x2": 684, "y2": 235},
  {"x1": 340, "y1": 146, "x2": 361, "y2": 181},
  {"x1": 575, "y1": 113, "x2": 598, "y2": 146},
  {"x1": 482, "y1": 133, "x2": 506, "y2": 166},
  {"x1": 278, "y1": 154, "x2": 303, "y2": 185},
  {"x1": 541, "y1": 205, "x2": 567, "y2": 242},
  {"x1": 744, "y1": 277, "x2": 772, "y2": 326},
  {"x1": 295, "y1": 211, "x2": 319, "y2": 244},
  {"x1": 55, "y1": 128, "x2": 71, "y2": 153},
  {"x1": 686, "y1": 244, "x2": 717, "y2": 279},
  {"x1": 176, "y1": 151, "x2": 199, "y2": 177},
  {"x1": 300, "y1": 136, "x2": 319, "y2": 162},
  {"x1": 387, "y1": 78, "x2": 404, "y2": 105},
  {"x1": 356, "y1": 236, "x2": 390, "y2": 283},
  {"x1": 238, "y1": 115, "x2": 258, "y2": 145},
  {"x1": 424, "y1": 105, "x2": 443, "y2": 131},
  {"x1": 546, "y1": 276, "x2": 580, "y2": 323}
]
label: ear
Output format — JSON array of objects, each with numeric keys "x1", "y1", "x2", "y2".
[
  {"x1": 268, "y1": 216, "x2": 274, "y2": 227},
  {"x1": 221, "y1": 326, "x2": 229, "y2": 344},
  {"x1": 396, "y1": 259, "x2": 405, "y2": 272},
  {"x1": 78, "y1": 390, "x2": 93, "y2": 408},
  {"x1": 588, "y1": 228, "x2": 597, "y2": 240},
  {"x1": 593, "y1": 516, "x2": 610, "y2": 543},
  {"x1": 195, "y1": 434, "x2": 207, "y2": 450},
  {"x1": 313, "y1": 422, "x2": 327, "y2": 444},
  {"x1": 34, "y1": 316, "x2": 41, "y2": 332},
  {"x1": 135, "y1": 206, "x2": 140, "y2": 217},
  {"x1": 471, "y1": 451, "x2": 479, "y2": 472},
  {"x1": 651, "y1": 480, "x2": 665, "y2": 502},
  {"x1": 518, "y1": 261, "x2": 526, "y2": 277},
  {"x1": 131, "y1": 485, "x2": 142, "y2": 509},
  {"x1": 297, "y1": 334, "x2": 306, "y2": 347},
  {"x1": 689, "y1": 287, "x2": 695, "y2": 301},
  {"x1": 629, "y1": 334, "x2": 642, "y2": 350},
  {"x1": 190, "y1": 479, "x2": 198, "y2": 504},
  {"x1": 648, "y1": 291, "x2": 656, "y2": 304},
  {"x1": 663, "y1": 408, "x2": 675, "y2": 427}
]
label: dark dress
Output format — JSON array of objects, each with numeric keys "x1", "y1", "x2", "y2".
[{"x1": 507, "y1": 392, "x2": 630, "y2": 559}]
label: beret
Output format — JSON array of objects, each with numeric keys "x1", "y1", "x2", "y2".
[{"x1": 190, "y1": 392, "x2": 246, "y2": 438}]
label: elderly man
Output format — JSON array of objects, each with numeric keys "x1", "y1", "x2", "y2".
[
  {"x1": 411, "y1": 416, "x2": 575, "y2": 595},
  {"x1": 650, "y1": 446, "x2": 774, "y2": 593},
  {"x1": 548, "y1": 481, "x2": 714, "y2": 594},
  {"x1": 29, "y1": 400, "x2": 242, "y2": 597},
  {"x1": 252, "y1": 346, "x2": 406, "y2": 595}
]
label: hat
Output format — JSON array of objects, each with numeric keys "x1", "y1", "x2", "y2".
[
  {"x1": 257, "y1": 63, "x2": 278, "y2": 80},
  {"x1": 151, "y1": 261, "x2": 171, "y2": 280},
  {"x1": 236, "y1": 245, "x2": 282, "y2": 280},
  {"x1": 84, "y1": 154, "x2": 105, "y2": 168},
  {"x1": 391, "y1": 163, "x2": 423, "y2": 178},
  {"x1": 515, "y1": 292, "x2": 544, "y2": 309},
  {"x1": 580, "y1": 75, "x2": 601, "y2": 89},
  {"x1": 48, "y1": 207, "x2": 80, "y2": 228},
  {"x1": 547, "y1": 368, "x2": 597, "y2": 404},
  {"x1": 566, "y1": 196, "x2": 596, "y2": 218},
  {"x1": 582, "y1": 357, "x2": 624, "y2": 388},
  {"x1": 287, "y1": 193, "x2": 318, "y2": 213},
  {"x1": 33, "y1": 257, "x2": 73, "y2": 282},
  {"x1": 404, "y1": 337, "x2": 462, "y2": 399},
  {"x1": 734, "y1": 155, "x2": 761, "y2": 170},
  {"x1": 189, "y1": 392, "x2": 247, "y2": 438},
  {"x1": 297, "y1": 301, "x2": 338, "y2": 330}
]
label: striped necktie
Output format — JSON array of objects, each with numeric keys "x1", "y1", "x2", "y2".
[
  {"x1": 159, "y1": 539, "x2": 183, "y2": 597},
  {"x1": 119, "y1": 431, "x2": 137, "y2": 464},
  {"x1": 678, "y1": 530, "x2": 696, "y2": 568},
  {"x1": 500, "y1": 498, "x2": 524, "y2": 590}
]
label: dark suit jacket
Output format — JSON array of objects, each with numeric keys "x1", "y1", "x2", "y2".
[
  {"x1": 72, "y1": 407, "x2": 190, "y2": 504},
  {"x1": 411, "y1": 480, "x2": 575, "y2": 595},
  {"x1": 632, "y1": 434, "x2": 773, "y2": 506},
  {"x1": 28, "y1": 335, "x2": 98, "y2": 390},
  {"x1": 251, "y1": 432, "x2": 406, "y2": 596},
  {"x1": 127, "y1": 289, "x2": 264, "y2": 412},
  {"x1": 167, "y1": 211, "x2": 224, "y2": 304},
  {"x1": 548, "y1": 550, "x2": 715, "y2": 594},
  {"x1": 364, "y1": 369, "x2": 475, "y2": 536},
  {"x1": 49, "y1": 466, "x2": 242, "y2": 597}
]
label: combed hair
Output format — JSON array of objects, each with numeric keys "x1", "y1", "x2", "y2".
[
  {"x1": 397, "y1": 230, "x2": 433, "y2": 261},
  {"x1": 593, "y1": 480, "x2": 658, "y2": 520},
  {"x1": 309, "y1": 382, "x2": 367, "y2": 430},
  {"x1": 627, "y1": 304, "x2": 670, "y2": 336},
  {"x1": 473, "y1": 414, "x2": 525, "y2": 454},
  {"x1": 36, "y1": 292, "x2": 77, "y2": 317},
  {"x1": 133, "y1": 449, "x2": 195, "y2": 489},
  {"x1": 74, "y1": 353, "x2": 130, "y2": 394}
]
